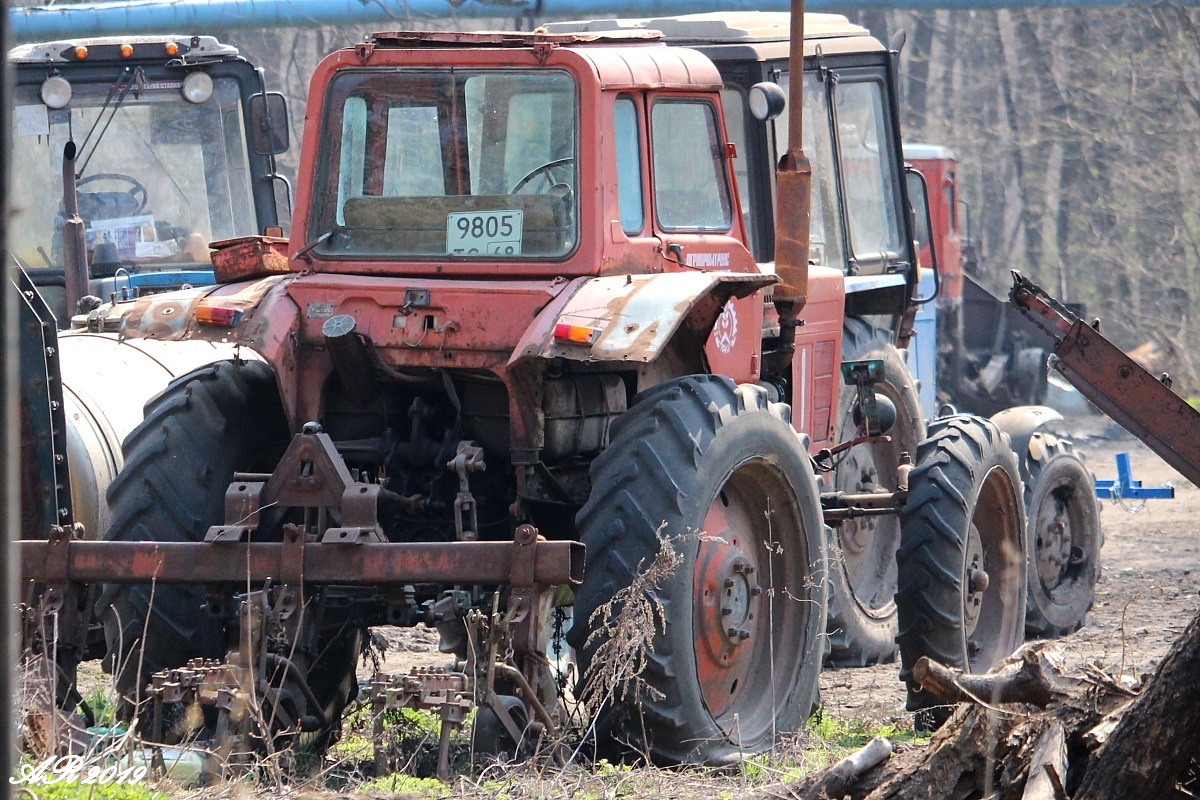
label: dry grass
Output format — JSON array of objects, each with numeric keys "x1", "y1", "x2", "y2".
[
  {"x1": 576, "y1": 524, "x2": 682, "y2": 715},
  {"x1": 14, "y1": 527, "x2": 921, "y2": 800}
]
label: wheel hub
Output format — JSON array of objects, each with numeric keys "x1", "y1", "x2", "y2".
[
  {"x1": 694, "y1": 502, "x2": 763, "y2": 717},
  {"x1": 1035, "y1": 490, "x2": 1075, "y2": 589},
  {"x1": 831, "y1": 440, "x2": 899, "y2": 618},
  {"x1": 963, "y1": 523, "x2": 986, "y2": 635},
  {"x1": 721, "y1": 560, "x2": 756, "y2": 638}
]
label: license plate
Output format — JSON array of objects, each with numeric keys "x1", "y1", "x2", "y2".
[{"x1": 446, "y1": 210, "x2": 523, "y2": 255}]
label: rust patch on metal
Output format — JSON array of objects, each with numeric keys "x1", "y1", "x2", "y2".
[{"x1": 209, "y1": 236, "x2": 290, "y2": 283}]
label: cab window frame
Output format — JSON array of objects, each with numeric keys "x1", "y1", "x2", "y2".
[{"x1": 649, "y1": 96, "x2": 734, "y2": 234}]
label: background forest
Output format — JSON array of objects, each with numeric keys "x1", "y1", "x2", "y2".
[{"x1": 210, "y1": 5, "x2": 1200, "y2": 390}]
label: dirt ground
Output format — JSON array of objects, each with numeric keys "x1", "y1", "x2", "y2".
[{"x1": 363, "y1": 411, "x2": 1200, "y2": 732}]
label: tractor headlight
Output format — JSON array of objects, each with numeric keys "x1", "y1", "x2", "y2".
[
  {"x1": 181, "y1": 72, "x2": 213, "y2": 104},
  {"x1": 40, "y1": 76, "x2": 72, "y2": 109}
]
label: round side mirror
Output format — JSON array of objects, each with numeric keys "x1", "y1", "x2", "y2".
[{"x1": 748, "y1": 82, "x2": 787, "y2": 121}]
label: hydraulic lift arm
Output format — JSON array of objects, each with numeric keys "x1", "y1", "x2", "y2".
[{"x1": 1010, "y1": 271, "x2": 1200, "y2": 487}]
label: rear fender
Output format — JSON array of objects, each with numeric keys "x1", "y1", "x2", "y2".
[
  {"x1": 990, "y1": 405, "x2": 1064, "y2": 484},
  {"x1": 512, "y1": 271, "x2": 775, "y2": 368},
  {"x1": 117, "y1": 276, "x2": 303, "y2": 423}
]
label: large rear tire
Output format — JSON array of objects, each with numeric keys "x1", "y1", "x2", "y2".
[
  {"x1": 569, "y1": 375, "x2": 826, "y2": 765},
  {"x1": 826, "y1": 319, "x2": 925, "y2": 667},
  {"x1": 1021, "y1": 432, "x2": 1101, "y2": 637},
  {"x1": 96, "y1": 360, "x2": 359, "y2": 747},
  {"x1": 896, "y1": 415, "x2": 1026, "y2": 723}
]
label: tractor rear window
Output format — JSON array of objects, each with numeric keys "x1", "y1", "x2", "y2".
[{"x1": 310, "y1": 69, "x2": 578, "y2": 260}]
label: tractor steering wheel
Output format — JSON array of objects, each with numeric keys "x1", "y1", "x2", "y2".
[
  {"x1": 76, "y1": 173, "x2": 149, "y2": 215},
  {"x1": 509, "y1": 157, "x2": 575, "y2": 194}
]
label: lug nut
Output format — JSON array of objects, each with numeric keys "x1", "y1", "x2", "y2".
[
  {"x1": 727, "y1": 627, "x2": 739, "y2": 639},
  {"x1": 721, "y1": 607, "x2": 732, "y2": 616},
  {"x1": 724, "y1": 578, "x2": 735, "y2": 589},
  {"x1": 750, "y1": 586, "x2": 762, "y2": 597}
]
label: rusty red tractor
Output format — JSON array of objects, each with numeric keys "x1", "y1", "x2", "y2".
[{"x1": 21, "y1": 12, "x2": 1029, "y2": 769}]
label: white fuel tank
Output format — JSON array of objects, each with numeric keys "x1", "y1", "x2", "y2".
[{"x1": 57, "y1": 332, "x2": 260, "y2": 539}]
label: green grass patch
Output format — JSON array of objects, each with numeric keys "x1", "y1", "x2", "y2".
[
  {"x1": 355, "y1": 773, "x2": 448, "y2": 797},
  {"x1": 807, "y1": 713, "x2": 929, "y2": 749}
]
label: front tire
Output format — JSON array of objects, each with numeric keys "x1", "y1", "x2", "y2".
[
  {"x1": 1022, "y1": 432, "x2": 1101, "y2": 637},
  {"x1": 896, "y1": 415, "x2": 1026, "y2": 721},
  {"x1": 570, "y1": 376, "x2": 826, "y2": 765}
]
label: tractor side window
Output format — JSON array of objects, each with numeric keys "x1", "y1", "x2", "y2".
[
  {"x1": 946, "y1": 172, "x2": 956, "y2": 233},
  {"x1": 720, "y1": 88, "x2": 754, "y2": 252},
  {"x1": 834, "y1": 79, "x2": 902, "y2": 263},
  {"x1": 774, "y1": 72, "x2": 843, "y2": 269},
  {"x1": 651, "y1": 100, "x2": 732, "y2": 232},
  {"x1": 613, "y1": 95, "x2": 644, "y2": 235}
]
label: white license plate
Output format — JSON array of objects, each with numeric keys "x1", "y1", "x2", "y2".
[{"x1": 446, "y1": 210, "x2": 523, "y2": 255}]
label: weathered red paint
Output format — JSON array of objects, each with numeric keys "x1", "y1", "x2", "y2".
[{"x1": 1012, "y1": 273, "x2": 1200, "y2": 489}]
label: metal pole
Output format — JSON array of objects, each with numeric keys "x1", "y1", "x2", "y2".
[
  {"x1": 1, "y1": 0, "x2": 17, "y2": 791},
  {"x1": 11, "y1": 0, "x2": 1200, "y2": 44}
]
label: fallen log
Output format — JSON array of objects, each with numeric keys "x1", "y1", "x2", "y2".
[
  {"x1": 757, "y1": 618, "x2": 1200, "y2": 800},
  {"x1": 801, "y1": 737, "x2": 893, "y2": 800},
  {"x1": 911, "y1": 645, "x2": 1079, "y2": 709}
]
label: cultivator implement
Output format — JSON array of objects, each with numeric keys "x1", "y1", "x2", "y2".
[{"x1": 18, "y1": 425, "x2": 582, "y2": 776}]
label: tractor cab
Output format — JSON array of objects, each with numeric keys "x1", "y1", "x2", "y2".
[
  {"x1": 292, "y1": 30, "x2": 758, "y2": 284},
  {"x1": 9, "y1": 35, "x2": 289, "y2": 321}
]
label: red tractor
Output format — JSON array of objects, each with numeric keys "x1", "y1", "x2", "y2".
[{"x1": 56, "y1": 13, "x2": 1026, "y2": 765}]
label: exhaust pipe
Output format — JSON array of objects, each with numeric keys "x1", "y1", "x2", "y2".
[
  {"x1": 772, "y1": 3, "x2": 811, "y2": 387},
  {"x1": 60, "y1": 142, "x2": 90, "y2": 318}
]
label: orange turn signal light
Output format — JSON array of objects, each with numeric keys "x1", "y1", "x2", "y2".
[
  {"x1": 553, "y1": 322, "x2": 600, "y2": 345},
  {"x1": 164, "y1": 42, "x2": 179, "y2": 56},
  {"x1": 73, "y1": 46, "x2": 88, "y2": 60},
  {"x1": 119, "y1": 44, "x2": 133, "y2": 58},
  {"x1": 195, "y1": 306, "x2": 243, "y2": 327}
]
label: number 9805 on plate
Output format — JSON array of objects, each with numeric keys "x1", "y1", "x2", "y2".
[{"x1": 446, "y1": 210, "x2": 523, "y2": 255}]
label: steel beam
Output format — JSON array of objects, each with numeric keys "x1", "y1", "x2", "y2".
[{"x1": 20, "y1": 538, "x2": 584, "y2": 587}]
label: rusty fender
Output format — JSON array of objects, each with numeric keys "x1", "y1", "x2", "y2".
[
  {"x1": 520, "y1": 271, "x2": 775, "y2": 364},
  {"x1": 21, "y1": 536, "x2": 583, "y2": 587}
]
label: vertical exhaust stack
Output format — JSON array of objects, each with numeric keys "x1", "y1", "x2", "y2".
[
  {"x1": 773, "y1": 3, "x2": 811, "y2": 388},
  {"x1": 60, "y1": 142, "x2": 89, "y2": 318},
  {"x1": 775, "y1": 5, "x2": 811, "y2": 307}
]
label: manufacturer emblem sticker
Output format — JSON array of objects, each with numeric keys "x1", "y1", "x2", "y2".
[{"x1": 713, "y1": 300, "x2": 738, "y2": 354}]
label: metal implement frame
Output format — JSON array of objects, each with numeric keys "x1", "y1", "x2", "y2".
[
  {"x1": 20, "y1": 534, "x2": 583, "y2": 587},
  {"x1": 1094, "y1": 452, "x2": 1175, "y2": 501},
  {"x1": 1011, "y1": 271, "x2": 1200, "y2": 489}
]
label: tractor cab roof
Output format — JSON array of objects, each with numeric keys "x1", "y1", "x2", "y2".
[
  {"x1": 366, "y1": 29, "x2": 663, "y2": 48},
  {"x1": 903, "y1": 142, "x2": 959, "y2": 162},
  {"x1": 544, "y1": 12, "x2": 884, "y2": 61},
  {"x1": 9, "y1": 34, "x2": 238, "y2": 64},
  {"x1": 331, "y1": 30, "x2": 723, "y2": 93}
]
